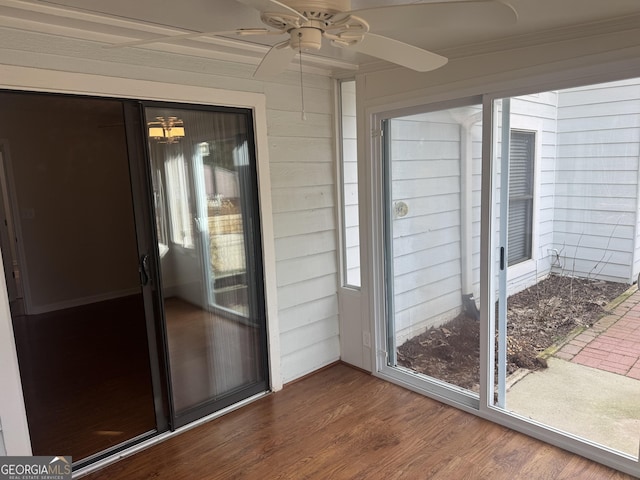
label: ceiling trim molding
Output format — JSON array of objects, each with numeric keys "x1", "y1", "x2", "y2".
[
  {"x1": 0, "y1": 0, "x2": 359, "y2": 74},
  {"x1": 442, "y1": 13, "x2": 640, "y2": 60},
  {"x1": 1, "y1": 0, "x2": 639, "y2": 77}
]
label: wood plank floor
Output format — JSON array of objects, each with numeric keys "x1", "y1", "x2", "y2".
[
  {"x1": 165, "y1": 297, "x2": 263, "y2": 414},
  {"x1": 82, "y1": 364, "x2": 636, "y2": 479},
  {"x1": 13, "y1": 295, "x2": 157, "y2": 462}
]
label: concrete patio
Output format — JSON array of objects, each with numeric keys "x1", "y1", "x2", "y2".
[{"x1": 507, "y1": 286, "x2": 640, "y2": 457}]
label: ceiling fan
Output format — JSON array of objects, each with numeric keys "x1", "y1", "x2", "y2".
[{"x1": 111, "y1": 0, "x2": 518, "y2": 78}]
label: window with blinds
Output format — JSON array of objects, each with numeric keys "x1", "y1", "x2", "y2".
[{"x1": 508, "y1": 130, "x2": 535, "y2": 266}]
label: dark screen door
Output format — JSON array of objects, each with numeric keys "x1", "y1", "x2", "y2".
[
  {"x1": 0, "y1": 92, "x2": 163, "y2": 465},
  {"x1": 144, "y1": 104, "x2": 268, "y2": 427}
]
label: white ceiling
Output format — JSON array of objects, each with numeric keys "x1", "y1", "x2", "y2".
[{"x1": 3, "y1": 0, "x2": 640, "y2": 75}]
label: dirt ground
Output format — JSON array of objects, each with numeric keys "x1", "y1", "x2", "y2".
[{"x1": 396, "y1": 274, "x2": 631, "y2": 390}]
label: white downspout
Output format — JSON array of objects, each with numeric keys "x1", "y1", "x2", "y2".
[{"x1": 460, "y1": 112, "x2": 483, "y2": 313}]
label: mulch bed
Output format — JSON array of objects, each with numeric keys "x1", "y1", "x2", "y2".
[{"x1": 396, "y1": 274, "x2": 631, "y2": 390}]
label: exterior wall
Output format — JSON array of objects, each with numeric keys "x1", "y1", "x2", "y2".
[
  {"x1": 356, "y1": 26, "x2": 640, "y2": 368},
  {"x1": 390, "y1": 78, "x2": 640, "y2": 343},
  {"x1": 389, "y1": 94, "x2": 559, "y2": 341},
  {"x1": 554, "y1": 78, "x2": 640, "y2": 283},
  {"x1": 0, "y1": 25, "x2": 339, "y2": 397},
  {"x1": 504, "y1": 93, "x2": 559, "y2": 294},
  {"x1": 389, "y1": 107, "x2": 482, "y2": 342},
  {"x1": 503, "y1": 82, "x2": 640, "y2": 289},
  {"x1": 390, "y1": 112, "x2": 463, "y2": 341}
]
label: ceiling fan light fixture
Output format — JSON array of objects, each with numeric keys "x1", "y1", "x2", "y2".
[
  {"x1": 148, "y1": 126, "x2": 165, "y2": 139},
  {"x1": 148, "y1": 117, "x2": 185, "y2": 144}
]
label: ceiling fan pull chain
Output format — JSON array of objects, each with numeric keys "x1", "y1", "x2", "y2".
[{"x1": 298, "y1": 34, "x2": 306, "y2": 121}]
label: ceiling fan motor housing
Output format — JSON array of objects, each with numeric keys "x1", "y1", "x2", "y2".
[{"x1": 289, "y1": 27, "x2": 323, "y2": 50}]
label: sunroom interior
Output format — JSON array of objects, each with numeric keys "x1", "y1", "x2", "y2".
[{"x1": 0, "y1": 0, "x2": 640, "y2": 477}]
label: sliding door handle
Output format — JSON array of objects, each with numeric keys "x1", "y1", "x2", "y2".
[{"x1": 139, "y1": 254, "x2": 150, "y2": 286}]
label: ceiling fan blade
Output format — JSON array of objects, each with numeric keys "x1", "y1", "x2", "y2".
[
  {"x1": 347, "y1": 33, "x2": 448, "y2": 73},
  {"x1": 346, "y1": 0, "x2": 517, "y2": 31},
  {"x1": 253, "y1": 40, "x2": 296, "y2": 79},
  {"x1": 235, "y1": 0, "x2": 308, "y2": 21},
  {"x1": 107, "y1": 28, "x2": 278, "y2": 49}
]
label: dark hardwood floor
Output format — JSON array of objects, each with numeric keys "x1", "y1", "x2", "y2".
[
  {"x1": 12, "y1": 295, "x2": 157, "y2": 462},
  {"x1": 81, "y1": 363, "x2": 636, "y2": 479}
]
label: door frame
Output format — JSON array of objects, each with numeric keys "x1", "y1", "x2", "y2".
[
  {"x1": 123, "y1": 101, "x2": 172, "y2": 435},
  {"x1": 370, "y1": 97, "x2": 484, "y2": 412},
  {"x1": 0, "y1": 65, "x2": 281, "y2": 458}
]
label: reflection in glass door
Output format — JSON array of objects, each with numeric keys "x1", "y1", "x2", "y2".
[
  {"x1": 383, "y1": 101, "x2": 483, "y2": 403},
  {"x1": 145, "y1": 105, "x2": 268, "y2": 426}
]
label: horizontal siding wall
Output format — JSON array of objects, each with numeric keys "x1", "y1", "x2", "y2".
[
  {"x1": 390, "y1": 113, "x2": 461, "y2": 343},
  {"x1": 388, "y1": 106, "x2": 482, "y2": 344},
  {"x1": 554, "y1": 78, "x2": 640, "y2": 283},
  {"x1": 496, "y1": 82, "x2": 640, "y2": 289},
  {"x1": 0, "y1": 27, "x2": 340, "y2": 384}
]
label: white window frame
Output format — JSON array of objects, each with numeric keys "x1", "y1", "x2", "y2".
[
  {"x1": 506, "y1": 116, "x2": 543, "y2": 285},
  {"x1": 337, "y1": 78, "x2": 361, "y2": 290}
]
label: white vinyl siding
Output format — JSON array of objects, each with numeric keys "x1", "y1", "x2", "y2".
[
  {"x1": 386, "y1": 80, "x2": 640, "y2": 346},
  {"x1": 498, "y1": 81, "x2": 640, "y2": 289},
  {"x1": 554, "y1": 78, "x2": 640, "y2": 283},
  {"x1": 388, "y1": 105, "x2": 482, "y2": 342}
]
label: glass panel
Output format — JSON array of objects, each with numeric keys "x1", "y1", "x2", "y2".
[
  {"x1": 0, "y1": 92, "x2": 157, "y2": 463},
  {"x1": 508, "y1": 130, "x2": 535, "y2": 265},
  {"x1": 493, "y1": 79, "x2": 640, "y2": 459},
  {"x1": 340, "y1": 80, "x2": 361, "y2": 288},
  {"x1": 385, "y1": 103, "x2": 483, "y2": 394},
  {"x1": 145, "y1": 106, "x2": 267, "y2": 421}
]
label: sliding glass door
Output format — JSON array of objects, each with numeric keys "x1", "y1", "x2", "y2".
[
  {"x1": 491, "y1": 84, "x2": 640, "y2": 462},
  {"x1": 144, "y1": 105, "x2": 268, "y2": 426},
  {"x1": 374, "y1": 79, "x2": 640, "y2": 475},
  {"x1": 0, "y1": 91, "x2": 270, "y2": 468},
  {"x1": 381, "y1": 100, "x2": 483, "y2": 406},
  {"x1": 0, "y1": 92, "x2": 163, "y2": 466}
]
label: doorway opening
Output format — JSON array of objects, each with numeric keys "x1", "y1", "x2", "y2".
[{"x1": 0, "y1": 91, "x2": 269, "y2": 468}]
